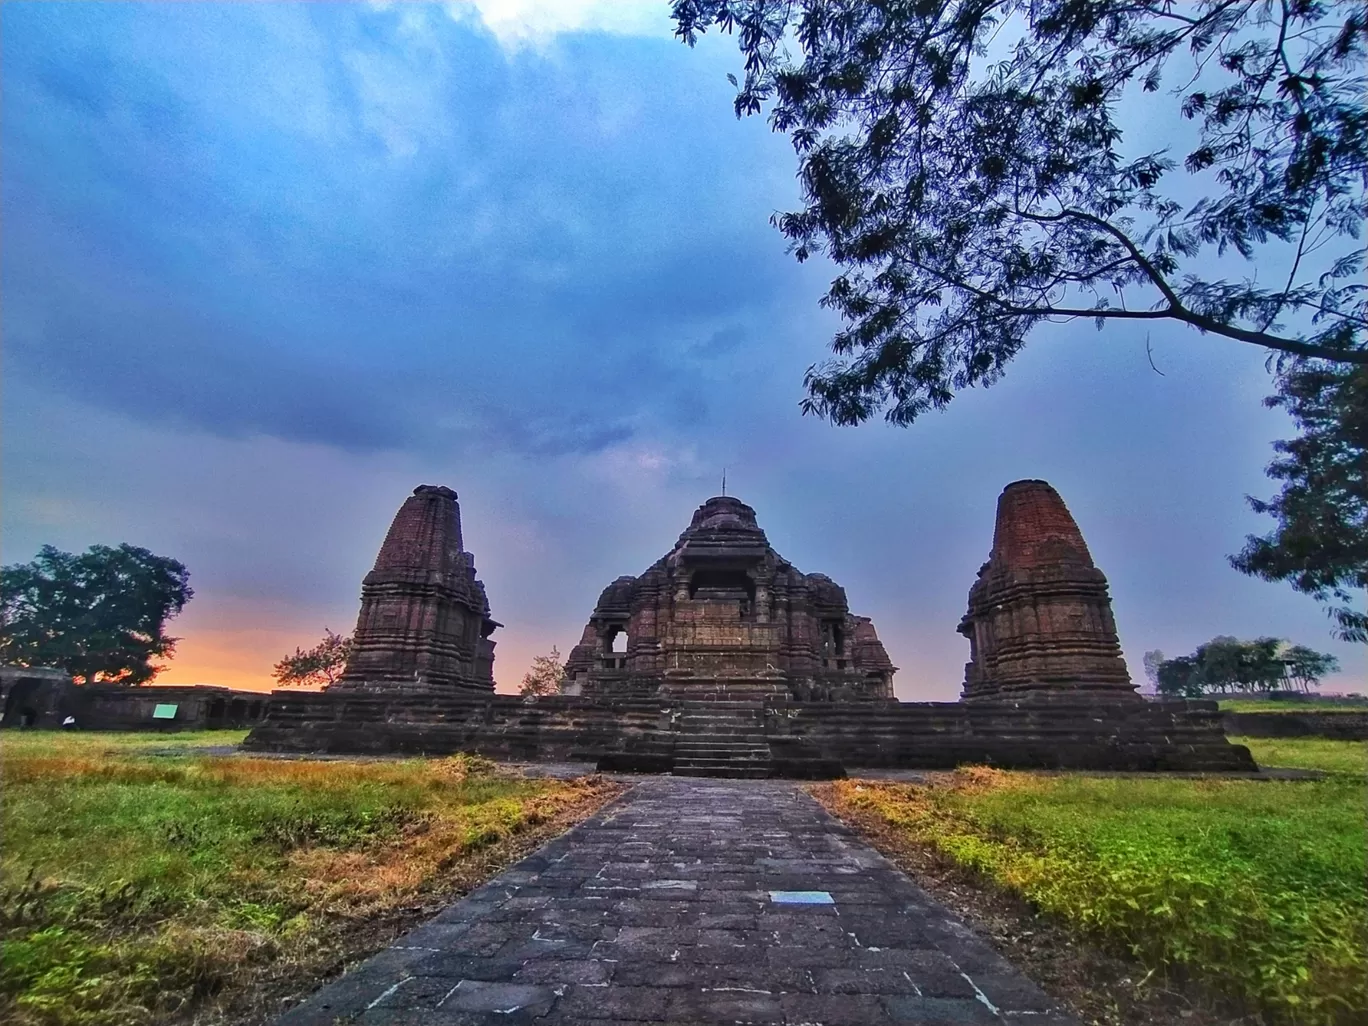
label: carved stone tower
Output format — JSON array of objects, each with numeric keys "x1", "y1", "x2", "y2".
[
  {"x1": 564, "y1": 496, "x2": 896, "y2": 700},
  {"x1": 331, "y1": 485, "x2": 499, "y2": 693},
  {"x1": 958, "y1": 480, "x2": 1135, "y2": 702}
]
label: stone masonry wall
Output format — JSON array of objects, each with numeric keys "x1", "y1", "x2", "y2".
[{"x1": 243, "y1": 690, "x2": 1256, "y2": 773}]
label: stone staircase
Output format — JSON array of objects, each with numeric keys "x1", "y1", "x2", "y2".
[{"x1": 670, "y1": 700, "x2": 773, "y2": 778}]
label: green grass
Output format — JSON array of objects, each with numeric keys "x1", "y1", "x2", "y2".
[
  {"x1": 827, "y1": 769, "x2": 1368, "y2": 1024},
  {"x1": 1, "y1": 732, "x2": 618, "y2": 1026},
  {"x1": 1, "y1": 729, "x2": 250, "y2": 756},
  {"x1": 1219, "y1": 697, "x2": 1367, "y2": 713},
  {"x1": 1235, "y1": 736, "x2": 1368, "y2": 775}
]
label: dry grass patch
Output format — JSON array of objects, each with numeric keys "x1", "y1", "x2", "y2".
[{"x1": 1, "y1": 735, "x2": 622, "y2": 1026}]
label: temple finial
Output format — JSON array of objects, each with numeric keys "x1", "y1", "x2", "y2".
[{"x1": 721, "y1": 468, "x2": 727, "y2": 496}]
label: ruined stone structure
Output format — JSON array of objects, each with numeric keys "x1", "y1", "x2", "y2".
[
  {"x1": 959, "y1": 480, "x2": 1136, "y2": 702},
  {"x1": 245, "y1": 483, "x2": 1257, "y2": 775},
  {"x1": 331, "y1": 485, "x2": 499, "y2": 694},
  {"x1": 0, "y1": 667, "x2": 270, "y2": 731},
  {"x1": 563, "y1": 496, "x2": 895, "y2": 702}
]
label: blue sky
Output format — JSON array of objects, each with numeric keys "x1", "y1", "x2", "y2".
[{"x1": 3, "y1": 1, "x2": 1362, "y2": 697}]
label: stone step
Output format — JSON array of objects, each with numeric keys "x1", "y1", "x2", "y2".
[
  {"x1": 678, "y1": 716, "x2": 765, "y2": 726},
  {"x1": 674, "y1": 749, "x2": 770, "y2": 760},
  {"x1": 674, "y1": 739, "x2": 768, "y2": 750},
  {"x1": 672, "y1": 762, "x2": 773, "y2": 779},
  {"x1": 678, "y1": 718, "x2": 763, "y2": 726},
  {"x1": 674, "y1": 753, "x2": 770, "y2": 763},
  {"x1": 672, "y1": 756, "x2": 772, "y2": 767}
]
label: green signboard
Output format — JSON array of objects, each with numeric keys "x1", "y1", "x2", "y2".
[{"x1": 152, "y1": 703, "x2": 179, "y2": 720}]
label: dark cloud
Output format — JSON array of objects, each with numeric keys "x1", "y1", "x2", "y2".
[{"x1": 2, "y1": 3, "x2": 801, "y2": 461}]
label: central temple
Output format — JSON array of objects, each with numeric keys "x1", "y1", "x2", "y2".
[{"x1": 563, "y1": 496, "x2": 895, "y2": 701}]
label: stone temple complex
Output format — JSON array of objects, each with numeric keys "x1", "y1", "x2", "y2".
[
  {"x1": 563, "y1": 496, "x2": 895, "y2": 702},
  {"x1": 245, "y1": 482, "x2": 1255, "y2": 774}
]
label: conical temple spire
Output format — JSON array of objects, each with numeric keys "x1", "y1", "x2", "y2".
[
  {"x1": 990, "y1": 479, "x2": 1094, "y2": 569},
  {"x1": 958, "y1": 480, "x2": 1135, "y2": 702},
  {"x1": 333, "y1": 485, "x2": 498, "y2": 693},
  {"x1": 369, "y1": 485, "x2": 465, "y2": 575}
]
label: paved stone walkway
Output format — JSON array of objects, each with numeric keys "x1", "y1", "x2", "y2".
[{"x1": 277, "y1": 778, "x2": 1075, "y2": 1025}]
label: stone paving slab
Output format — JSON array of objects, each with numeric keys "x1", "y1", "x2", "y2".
[{"x1": 275, "y1": 778, "x2": 1077, "y2": 1025}]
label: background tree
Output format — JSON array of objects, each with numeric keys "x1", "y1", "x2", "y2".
[
  {"x1": 520, "y1": 647, "x2": 565, "y2": 698},
  {"x1": 1155, "y1": 654, "x2": 1203, "y2": 697},
  {"x1": 1282, "y1": 643, "x2": 1341, "y2": 689},
  {"x1": 673, "y1": 0, "x2": 1367, "y2": 430},
  {"x1": 1152, "y1": 634, "x2": 1339, "y2": 694},
  {"x1": 0, "y1": 544, "x2": 193, "y2": 685},
  {"x1": 271, "y1": 628, "x2": 353, "y2": 688},
  {"x1": 1231, "y1": 361, "x2": 1367, "y2": 642},
  {"x1": 1192, "y1": 635, "x2": 1249, "y2": 691}
]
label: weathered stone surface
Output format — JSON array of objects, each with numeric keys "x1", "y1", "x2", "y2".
[
  {"x1": 0, "y1": 667, "x2": 269, "y2": 731},
  {"x1": 563, "y1": 496, "x2": 896, "y2": 702},
  {"x1": 244, "y1": 686, "x2": 1256, "y2": 774},
  {"x1": 270, "y1": 778, "x2": 1081, "y2": 1026},
  {"x1": 958, "y1": 481, "x2": 1135, "y2": 703},
  {"x1": 332, "y1": 485, "x2": 500, "y2": 695}
]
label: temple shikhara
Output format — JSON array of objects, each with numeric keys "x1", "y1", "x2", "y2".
[
  {"x1": 958, "y1": 480, "x2": 1136, "y2": 702},
  {"x1": 331, "y1": 486, "x2": 499, "y2": 694},
  {"x1": 563, "y1": 496, "x2": 895, "y2": 701},
  {"x1": 245, "y1": 481, "x2": 1255, "y2": 775}
]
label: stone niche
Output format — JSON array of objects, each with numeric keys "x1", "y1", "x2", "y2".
[
  {"x1": 330, "y1": 485, "x2": 500, "y2": 695},
  {"x1": 563, "y1": 496, "x2": 896, "y2": 701},
  {"x1": 958, "y1": 479, "x2": 1136, "y2": 702}
]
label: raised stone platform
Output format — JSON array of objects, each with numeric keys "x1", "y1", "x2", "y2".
[
  {"x1": 1223, "y1": 710, "x2": 1368, "y2": 740},
  {"x1": 242, "y1": 689, "x2": 1255, "y2": 774}
]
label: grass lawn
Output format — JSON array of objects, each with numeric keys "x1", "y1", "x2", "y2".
[
  {"x1": 1219, "y1": 697, "x2": 1367, "y2": 713},
  {"x1": 2, "y1": 728, "x2": 252, "y2": 756},
  {"x1": 821, "y1": 760, "x2": 1367, "y2": 1024},
  {"x1": 1235, "y1": 736, "x2": 1368, "y2": 775},
  {"x1": 0, "y1": 731, "x2": 621, "y2": 1026}
]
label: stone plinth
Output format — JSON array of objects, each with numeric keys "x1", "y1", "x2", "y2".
[
  {"x1": 331, "y1": 485, "x2": 499, "y2": 694},
  {"x1": 242, "y1": 689, "x2": 1256, "y2": 773},
  {"x1": 563, "y1": 496, "x2": 897, "y2": 701},
  {"x1": 958, "y1": 480, "x2": 1135, "y2": 703}
]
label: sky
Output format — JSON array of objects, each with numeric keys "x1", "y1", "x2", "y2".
[{"x1": 3, "y1": 1, "x2": 1363, "y2": 699}]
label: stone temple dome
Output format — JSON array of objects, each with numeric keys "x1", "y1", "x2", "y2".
[{"x1": 564, "y1": 496, "x2": 896, "y2": 701}]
